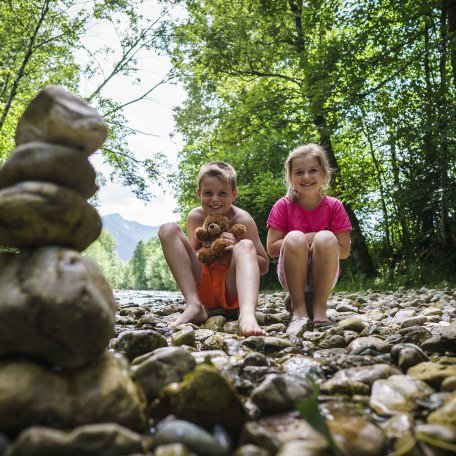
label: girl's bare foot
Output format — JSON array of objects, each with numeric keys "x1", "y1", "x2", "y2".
[
  {"x1": 168, "y1": 304, "x2": 208, "y2": 329},
  {"x1": 238, "y1": 315, "x2": 267, "y2": 336}
]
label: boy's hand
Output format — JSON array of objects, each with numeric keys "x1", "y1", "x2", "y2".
[{"x1": 220, "y1": 232, "x2": 237, "y2": 250}]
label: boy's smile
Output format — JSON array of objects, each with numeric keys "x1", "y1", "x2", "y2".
[{"x1": 197, "y1": 176, "x2": 237, "y2": 216}]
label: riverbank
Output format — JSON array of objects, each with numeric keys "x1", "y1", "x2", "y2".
[{"x1": 4, "y1": 286, "x2": 456, "y2": 455}]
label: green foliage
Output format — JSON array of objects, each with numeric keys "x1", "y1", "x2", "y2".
[
  {"x1": 84, "y1": 231, "x2": 126, "y2": 288},
  {"x1": 0, "y1": 0, "x2": 171, "y2": 198},
  {"x1": 297, "y1": 379, "x2": 340, "y2": 456},
  {"x1": 123, "y1": 237, "x2": 178, "y2": 290},
  {"x1": 161, "y1": 0, "x2": 456, "y2": 280}
]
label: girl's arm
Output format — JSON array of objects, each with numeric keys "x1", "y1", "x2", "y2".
[
  {"x1": 266, "y1": 227, "x2": 285, "y2": 258},
  {"x1": 335, "y1": 231, "x2": 351, "y2": 259}
]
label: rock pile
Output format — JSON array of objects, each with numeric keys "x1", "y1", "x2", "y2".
[{"x1": 0, "y1": 87, "x2": 148, "y2": 453}]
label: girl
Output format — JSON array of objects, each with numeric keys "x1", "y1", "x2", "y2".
[{"x1": 266, "y1": 144, "x2": 352, "y2": 333}]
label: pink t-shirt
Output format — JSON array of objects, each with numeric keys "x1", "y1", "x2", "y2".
[{"x1": 267, "y1": 195, "x2": 352, "y2": 235}]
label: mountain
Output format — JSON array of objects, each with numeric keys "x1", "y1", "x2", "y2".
[{"x1": 101, "y1": 213, "x2": 159, "y2": 261}]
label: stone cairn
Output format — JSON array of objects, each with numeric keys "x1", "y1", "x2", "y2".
[{"x1": 0, "y1": 87, "x2": 148, "y2": 454}]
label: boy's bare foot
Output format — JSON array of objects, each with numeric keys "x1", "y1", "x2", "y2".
[
  {"x1": 238, "y1": 315, "x2": 267, "y2": 336},
  {"x1": 168, "y1": 305, "x2": 208, "y2": 329}
]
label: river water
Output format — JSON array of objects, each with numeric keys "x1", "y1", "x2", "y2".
[{"x1": 113, "y1": 289, "x2": 184, "y2": 312}]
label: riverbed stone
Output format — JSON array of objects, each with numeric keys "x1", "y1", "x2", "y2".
[
  {"x1": 239, "y1": 412, "x2": 327, "y2": 455},
  {"x1": 131, "y1": 347, "x2": 196, "y2": 401},
  {"x1": 407, "y1": 361, "x2": 456, "y2": 388},
  {"x1": 203, "y1": 316, "x2": 228, "y2": 332},
  {"x1": 0, "y1": 246, "x2": 116, "y2": 369},
  {"x1": 427, "y1": 391, "x2": 456, "y2": 427},
  {"x1": 390, "y1": 343, "x2": 429, "y2": 372},
  {"x1": 250, "y1": 373, "x2": 312, "y2": 413},
  {"x1": 321, "y1": 364, "x2": 396, "y2": 395},
  {"x1": 370, "y1": 374, "x2": 435, "y2": 416},
  {"x1": 0, "y1": 181, "x2": 101, "y2": 250},
  {"x1": 4, "y1": 423, "x2": 144, "y2": 456},
  {"x1": 347, "y1": 336, "x2": 388, "y2": 355},
  {"x1": 328, "y1": 416, "x2": 385, "y2": 456},
  {"x1": 0, "y1": 142, "x2": 98, "y2": 198},
  {"x1": 0, "y1": 352, "x2": 148, "y2": 435},
  {"x1": 113, "y1": 329, "x2": 168, "y2": 361},
  {"x1": 172, "y1": 326, "x2": 196, "y2": 347},
  {"x1": 153, "y1": 364, "x2": 248, "y2": 438},
  {"x1": 152, "y1": 419, "x2": 229, "y2": 456},
  {"x1": 15, "y1": 86, "x2": 107, "y2": 154}
]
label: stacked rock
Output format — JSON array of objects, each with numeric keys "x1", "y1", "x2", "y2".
[{"x1": 0, "y1": 87, "x2": 147, "y2": 449}]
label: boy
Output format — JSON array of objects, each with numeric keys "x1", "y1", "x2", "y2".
[{"x1": 158, "y1": 161, "x2": 269, "y2": 336}]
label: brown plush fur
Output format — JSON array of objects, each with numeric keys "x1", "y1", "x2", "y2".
[{"x1": 195, "y1": 215, "x2": 246, "y2": 264}]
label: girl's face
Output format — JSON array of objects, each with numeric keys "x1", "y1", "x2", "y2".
[
  {"x1": 290, "y1": 156, "x2": 324, "y2": 198},
  {"x1": 197, "y1": 176, "x2": 237, "y2": 215}
]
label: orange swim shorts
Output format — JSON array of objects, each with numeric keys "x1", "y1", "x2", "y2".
[{"x1": 197, "y1": 263, "x2": 239, "y2": 310}]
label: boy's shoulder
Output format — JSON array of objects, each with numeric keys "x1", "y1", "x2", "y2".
[
  {"x1": 187, "y1": 206, "x2": 206, "y2": 223},
  {"x1": 231, "y1": 205, "x2": 254, "y2": 223}
]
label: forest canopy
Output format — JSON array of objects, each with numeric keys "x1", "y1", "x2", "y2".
[{"x1": 159, "y1": 0, "x2": 456, "y2": 287}]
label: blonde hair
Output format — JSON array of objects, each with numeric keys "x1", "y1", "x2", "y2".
[
  {"x1": 197, "y1": 161, "x2": 237, "y2": 191},
  {"x1": 285, "y1": 143, "x2": 332, "y2": 202}
]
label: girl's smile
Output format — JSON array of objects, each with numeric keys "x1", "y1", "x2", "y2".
[{"x1": 291, "y1": 156, "x2": 324, "y2": 204}]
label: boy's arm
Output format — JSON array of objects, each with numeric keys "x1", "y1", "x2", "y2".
[{"x1": 186, "y1": 209, "x2": 203, "y2": 251}]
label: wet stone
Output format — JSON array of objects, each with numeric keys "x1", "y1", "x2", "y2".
[{"x1": 0, "y1": 181, "x2": 101, "y2": 251}]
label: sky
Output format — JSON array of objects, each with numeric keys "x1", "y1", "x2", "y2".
[{"x1": 81, "y1": 4, "x2": 186, "y2": 227}]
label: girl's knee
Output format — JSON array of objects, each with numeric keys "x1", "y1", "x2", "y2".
[
  {"x1": 158, "y1": 222, "x2": 181, "y2": 240},
  {"x1": 313, "y1": 230, "x2": 338, "y2": 250},
  {"x1": 283, "y1": 231, "x2": 308, "y2": 251}
]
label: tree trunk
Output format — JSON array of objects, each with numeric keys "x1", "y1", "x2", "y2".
[
  {"x1": 314, "y1": 114, "x2": 377, "y2": 277},
  {"x1": 447, "y1": 0, "x2": 456, "y2": 88},
  {"x1": 437, "y1": 1, "x2": 453, "y2": 249}
]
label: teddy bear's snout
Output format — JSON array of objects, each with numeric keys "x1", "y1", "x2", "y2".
[{"x1": 208, "y1": 223, "x2": 222, "y2": 234}]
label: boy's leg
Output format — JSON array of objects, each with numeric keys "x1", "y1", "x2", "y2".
[
  {"x1": 282, "y1": 231, "x2": 310, "y2": 321},
  {"x1": 310, "y1": 230, "x2": 339, "y2": 322},
  {"x1": 226, "y1": 239, "x2": 267, "y2": 336},
  {"x1": 158, "y1": 222, "x2": 207, "y2": 327}
]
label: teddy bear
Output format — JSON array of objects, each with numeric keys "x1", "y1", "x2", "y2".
[{"x1": 195, "y1": 215, "x2": 246, "y2": 265}]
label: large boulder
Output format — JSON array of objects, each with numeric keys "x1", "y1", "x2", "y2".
[
  {"x1": 0, "y1": 142, "x2": 98, "y2": 198},
  {"x1": 0, "y1": 246, "x2": 116, "y2": 369},
  {"x1": 0, "y1": 181, "x2": 101, "y2": 250},
  {"x1": 0, "y1": 353, "x2": 148, "y2": 435},
  {"x1": 5, "y1": 424, "x2": 144, "y2": 456},
  {"x1": 15, "y1": 86, "x2": 107, "y2": 155}
]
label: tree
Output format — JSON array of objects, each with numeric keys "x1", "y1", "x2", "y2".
[
  {"x1": 84, "y1": 230, "x2": 126, "y2": 288},
  {"x1": 129, "y1": 239, "x2": 148, "y2": 289},
  {"x1": 160, "y1": 0, "x2": 455, "y2": 282},
  {"x1": 0, "y1": 0, "x2": 173, "y2": 199}
]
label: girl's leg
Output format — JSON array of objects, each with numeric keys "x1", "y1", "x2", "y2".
[
  {"x1": 226, "y1": 239, "x2": 266, "y2": 336},
  {"x1": 158, "y1": 222, "x2": 207, "y2": 327},
  {"x1": 282, "y1": 231, "x2": 310, "y2": 321},
  {"x1": 310, "y1": 230, "x2": 339, "y2": 322}
]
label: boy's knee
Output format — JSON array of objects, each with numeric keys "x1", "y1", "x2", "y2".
[
  {"x1": 233, "y1": 239, "x2": 255, "y2": 256},
  {"x1": 158, "y1": 222, "x2": 180, "y2": 240}
]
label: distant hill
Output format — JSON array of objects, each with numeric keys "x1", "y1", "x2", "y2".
[{"x1": 101, "y1": 213, "x2": 159, "y2": 261}]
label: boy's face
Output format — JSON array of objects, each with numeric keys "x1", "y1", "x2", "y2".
[{"x1": 197, "y1": 176, "x2": 237, "y2": 216}]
